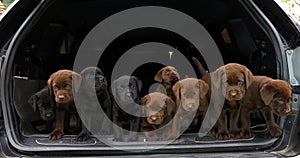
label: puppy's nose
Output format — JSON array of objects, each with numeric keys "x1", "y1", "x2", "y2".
[
  {"x1": 230, "y1": 91, "x2": 237, "y2": 96},
  {"x1": 46, "y1": 113, "x2": 52, "y2": 118},
  {"x1": 126, "y1": 92, "x2": 132, "y2": 97},
  {"x1": 151, "y1": 116, "x2": 157, "y2": 121},
  {"x1": 58, "y1": 95, "x2": 65, "y2": 100},
  {"x1": 187, "y1": 104, "x2": 194, "y2": 109}
]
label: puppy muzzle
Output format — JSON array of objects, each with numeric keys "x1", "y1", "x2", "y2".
[
  {"x1": 226, "y1": 90, "x2": 243, "y2": 101},
  {"x1": 274, "y1": 107, "x2": 290, "y2": 116},
  {"x1": 147, "y1": 115, "x2": 162, "y2": 125},
  {"x1": 183, "y1": 103, "x2": 198, "y2": 112},
  {"x1": 44, "y1": 112, "x2": 55, "y2": 120}
]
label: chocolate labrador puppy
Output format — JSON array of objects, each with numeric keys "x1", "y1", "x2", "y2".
[
  {"x1": 111, "y1": 75, "x2": 142, "y2": 141},
  {"x1": 76, "y1": 67, "x2": 112, "y2": 141},
  {"x1": 154, "y1": 66, "x2": 180, "y2": 100},
  {"x1": 47, "y1": 69, "x2": 81, "y2": 140},
  {"x1": 167, "y1": 78, "x2": 209, "y2": 139},
  {"x1": 192, "y1": 57, "x2": 253, "y2": 140},
  {"x1": 140, "y1": 92, "x2": 176, "y2": 141},
  {"x1": 240, "y1": 76, "x2": 291, "y2": 138}
]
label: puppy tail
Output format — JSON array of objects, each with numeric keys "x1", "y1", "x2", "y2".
[{"x1": 192, "y1": 57, "x2": 208, "y2": 77}]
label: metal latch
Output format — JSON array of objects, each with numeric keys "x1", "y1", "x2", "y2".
[
  {"x1": 286, "y1": 50, "x2": 299, "y2": 86},
  {"x1": 0, "y1": 55, "x2": 5, "y2": 78}
]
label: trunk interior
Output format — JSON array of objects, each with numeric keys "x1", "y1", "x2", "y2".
[{"x1": 5, "y1": 0, "x2": 288, "y2": 153}]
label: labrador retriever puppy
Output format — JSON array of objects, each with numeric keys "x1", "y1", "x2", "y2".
[
  {"x1": 28, "y1": 86, "x2": 55, "y2": 122},
  {"x1": 47, "y1": 69, "x2": 81, "y2": 140},
  {"x1": 154, "y1": 66, "x2": 180, "y2": 100},
  {"x1": 111, "y1": 75, "x2": 142, "y2": 141},
  {"x1": 76, "y1": 67, "x2": 112, "y2": 141},
  {"x1": 28, "y1": 86, "x2": 55, "y2": 132},
  {"x1": 140, "y1": 92, "x2": 176, "y2": 141},
  {"x1": 192, "y1": 57, "x2": 253, "y2": 140},
  {"x1": 167, "y1": 78, "x2": 209, "y2": 140},
  {"x1": 240, "y1": 76, "x2": 291, "y2": 138}
]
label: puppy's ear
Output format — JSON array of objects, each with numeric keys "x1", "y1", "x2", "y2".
[
  {"x1": 243, "y1": 67, "x2": 253, "y2": 89},
  {"x1": 154, "y1": 68, "x2": 164, "y2": 83},
  {"x1": 140, "y1": 95, "x2": 149, "y2": 115},
  {"x1": 47, "y1": 74, "x2": 55, "y2": 96},
  {"x1": 211, "y1": 66, "x2": 225, "y2": 89},
  {"x1": 140, "y1": 95, "x2": 149, "y2": 105},
  {"x1": 172, "y1": 81, "x2": 181, "y2": 106},
  {"x1": 28, "y1": 95, "x2": 38, "y2": 112},
  {"x1": 111, "y1": 78, "x2": 119, "y2": 100},
  {"x1": 165, "y1": 97, "x2": 176, "y2": 116},
  {"x1": 72, "y1": 72, "x2": 82, "y2": 93},
  {"x1": 132, "y1": 76, "x2": 142, "y2": 92},
  {"x1": 260, "y1": 82, "x2": 277, "y2": 105},
  {"x1": 198, "y1": 79, "x2": 209, "y2": 99}
]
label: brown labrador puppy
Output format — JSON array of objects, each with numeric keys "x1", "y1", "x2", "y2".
[
  {"x1": 240, "y1": 76, "x2": 291, "y2": 138},
  {"x1": 47, "y1": 69, "x2": 81, "y2": 140},
  {"x1": 167, "y1": 78, "x2": 209, "y2": 140},
  {"x1": 192, "y1": 57, "x2": 253, "y2": 140},
  {"x1": 154, "y1": 66, "x2": 180, "y2": 100},
  {"x1": 140, "y1": 92, "x2": 176, "y2": 141}
]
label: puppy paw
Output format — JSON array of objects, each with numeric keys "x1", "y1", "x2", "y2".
[
  {"x1": 269, "y1": 125, "x2": 282, "y2": 137},
  {"x1": 100, "y1": 129, "x2": 110, "y2": 135},
  {"x1": 230, "y1": 129, "x2": 243, "y2": 139},
  {"x1": 216, "y1": 131, "x2": 230, "y2": 140},
  {"x1": 76, "y1": 132, "x2": 91, "y2": 141},
  {"x1": 113, "y1": 138, "x2": 123, "y2": 142},
  {"x1": 241, "y1": 129, "x2": 251, "y2": 139},
  {"x1": 48, "y1": 129, "x2": 64, "y2": 140},
  {"x1": 145, "y1": 133, "x2": 158, "y2": 141},
  {"x1": 128, "y1": 133, "x2": 138, "y2": 141}
]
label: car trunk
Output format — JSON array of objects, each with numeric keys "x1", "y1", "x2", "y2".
[{"x1": 0, "y1": 0, "x2": 297, "y2": 155}]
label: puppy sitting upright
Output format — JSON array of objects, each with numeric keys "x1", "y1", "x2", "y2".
[
  {"x1": 111, "y1": 75, "x2": 142, "y2": 141},
  {"x1": 154, "y1": 66, "x2": 180, "y2": 100},
  {"x1": 76, "y1": 67, "x2": 112, "y2": 141},
  {"x1": 140, "y1": 92, "x2": 176, "y2": 141},
  {"x1": 192, "y1": 57, "x2": 253, "y2": 140},
  {"x1": 240, "y1": 76, "x2": 291, "y2": 138},
  {"x1": 167, "y1": 78, "x2": 209, "y2": 140},
  {"x1": 47, "y1": 69, "x2": 81, "y2": 140},
  {"x1": 28, "y1": 86, "x2": 55, "y2": 132}
]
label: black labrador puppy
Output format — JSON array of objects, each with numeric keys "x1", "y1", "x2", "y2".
[
  {"x1": 76, "y1": 67, "x2": 112, "y2": 141},
  {"x1": 28, "y1": 86, "x2": 55, "y2": 132},
  {"x1": 111, "y1": 75, "x2": 142, "y2": 141}
]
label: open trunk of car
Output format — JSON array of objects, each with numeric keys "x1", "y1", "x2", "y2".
[{"x1": 1, "y1": 0, "x2": 299, "y2": 156}]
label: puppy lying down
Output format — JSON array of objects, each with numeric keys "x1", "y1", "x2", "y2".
[
  {"x1": 240, "y1": 76, "x2": 291, "y2": 138},
  {"x1": 140, "y1": 92, "x2": 176, "y2": 141}
]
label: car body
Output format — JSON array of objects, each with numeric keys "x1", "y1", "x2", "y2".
[{"x1": 0, "y1": 0, "x2": 300, "y2": 157}]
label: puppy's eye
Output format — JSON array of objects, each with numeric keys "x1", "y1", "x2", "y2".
[
  {"x1": 65, "y1": 84, "x2": 72, "y2": 89},
  {"x1": 119, "y1": 85, "x2": 125, "y2": 91},
  {"x1": 130, "y1": 84, "x2": 136, "y2": 90},
  {"x1": 237, "y1": 80, "x2": 244, "y2": 85},
  {"x1": 276, "y1": 100, "x2": 284, "y2": 104},
  {"x1": 53, "y1": 86, "x2": 58, "y2": 91}
]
